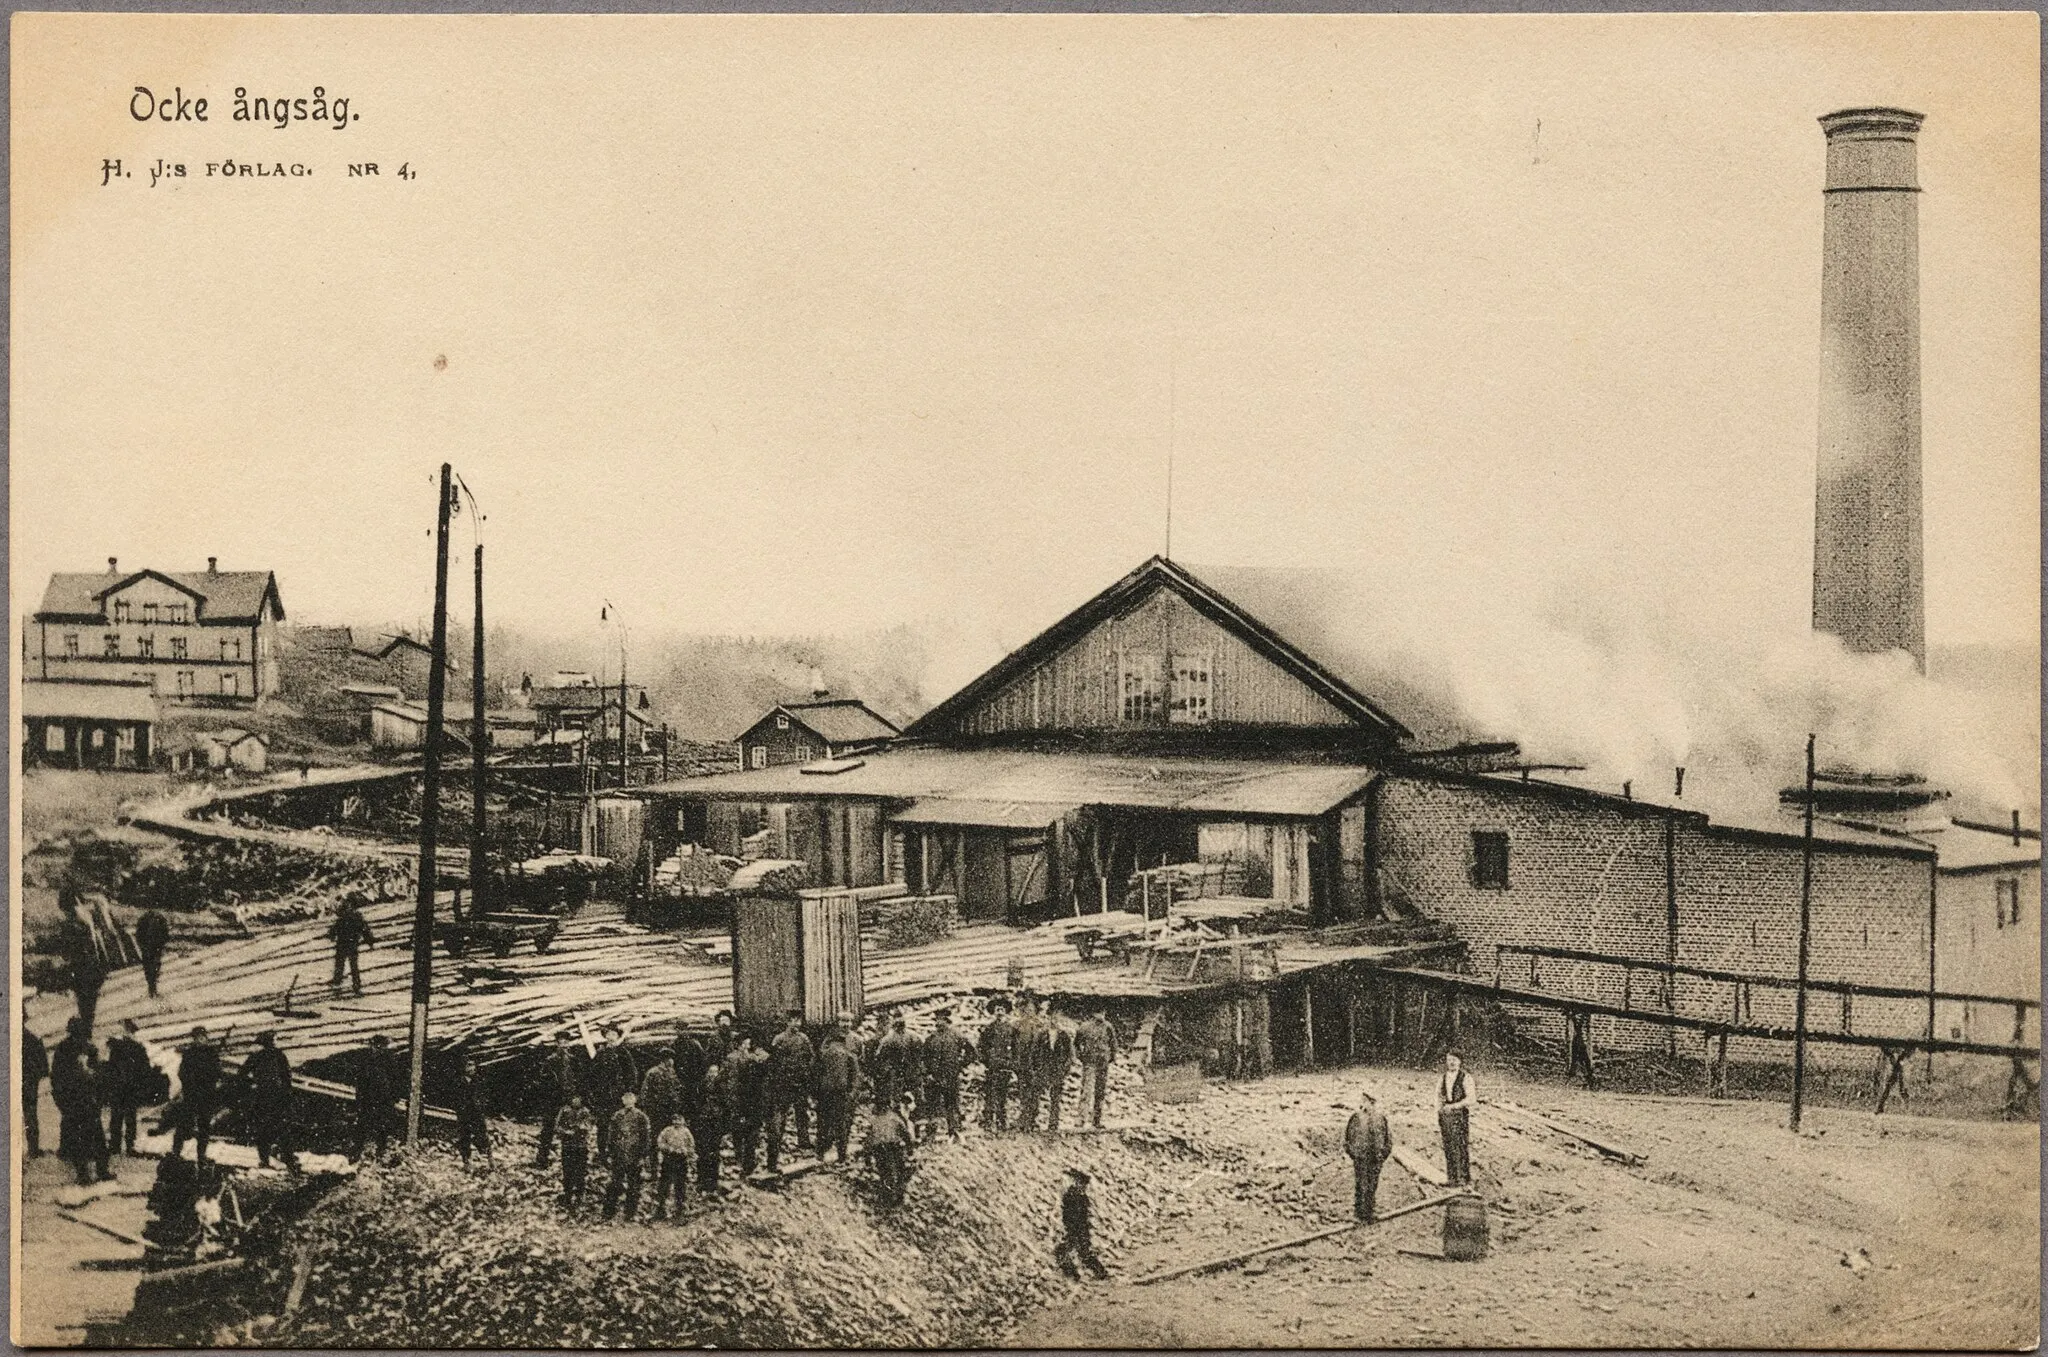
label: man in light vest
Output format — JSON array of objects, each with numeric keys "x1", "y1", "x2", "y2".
[{"x1": 1437, "y1": 1051, "x2": 1476, "y2": 1187}]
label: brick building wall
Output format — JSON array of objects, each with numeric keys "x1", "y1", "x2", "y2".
[{"x1": 1374, "y1": 773, "x2": 1938, "y2": 1064}]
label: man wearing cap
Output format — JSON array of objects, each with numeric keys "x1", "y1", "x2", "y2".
[
  {"x1": 602, "y1": 1090, "x2": 652, "y2": 1222},
  {"x1": 172, "y1": 1025, "x2": 223, "y2": 1166},
  {"x1": 329, "y1": 895, "x2": 374, "y2": 997},
  {"x1": 1044, "y1": 1006, "x2": 1078, "y2": 1132},
  {"x1": 589, "y1": 1025, "x2": 637, "y2": 1159},
  {"x1": 534, "y1": 1031, "x2": 586, "y2": 1169},
  {"x1": 765, "y1": 1010, "x2": 816, "y2": 1172},
  {"x1": 1012, "y1": 995, "x2": 1053, "y2": 1131},
  {"x1": 1055, "y1": 1167, "x2": 1110, "y2": 1279},
  {"x1": 813, "y1": 1020, "x2": 862, "y2": 1163},
  {"x1": 105, "y1": 1018, "x2": 154, "y2": 1158},
  {"x1": 351, "y1": 1033, "x2": 401, "y2": 1161},
  {"x1": 977, "y1": 996, "x2": 1017, "y2": 1132},
  {"x1": 1344, "y1": 1088, "x2": 1394, "y2": 1221},
  {"x1": 864, "y1": 1093, "x2": 916, "y2": 1208},
  {"x1": 921, "y1": 1007, "x2": 971, "y2": 1141},
  {"x1": 244, "y1": 1030, "x2": 297, "y2": 1170},
  {"x1": 134, "y1": 906, "x2": 172, "y2": 1000},
  {"x1": 872, "y1": 1014, "x2": 922, "y2": 1116},
  {"x1": 1438, "y1": 1051, "x2": 1476, "y2": 1188},
  {"x1": 1074, "y1": 1010, "x2": 1116, "y2": 1130},
  {"x1": 638, "y1": 1050, "x2": 683, "y2": 1170}
]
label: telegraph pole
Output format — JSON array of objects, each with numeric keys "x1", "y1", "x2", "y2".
[
  {"x1": 407, "y1": 464, "x2": 455, "y2": 1149},
  {"x1": 617, "y1": 650, "x2": 629, "y2": 791},
  {"x1": 1790, "y1": 732, "x2": 1815, "y2": 1132},
  {"x1": 470, "y1": 543, "x2": 488, "y2": 919}
]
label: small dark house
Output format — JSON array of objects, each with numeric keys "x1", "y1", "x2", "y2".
[
  {"x1": 738, "y1": 698, "x2": 901, "y2": 770},
  {"x1": 23, "y1": 679, "x2": 157, "y2": 770}
]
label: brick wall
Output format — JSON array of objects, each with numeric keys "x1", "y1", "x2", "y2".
[{"x1": 1374, "y1": 773, "x2": 1938, "y2": 1065}]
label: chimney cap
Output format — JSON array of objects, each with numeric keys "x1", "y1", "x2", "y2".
[
  {"x1": 1819, "y1": 106, "x2": 1925, "y2": 140},
  {"x1": 207, "y1": 556, "x2": 218, "y2": 573},
  {"x1": 107, "y1": 556, "x2": 118, "y2": 573}
]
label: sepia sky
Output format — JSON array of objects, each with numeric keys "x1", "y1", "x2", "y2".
[{"x1": 11, "y1": 13, "x2": 2039, "y2": 667}]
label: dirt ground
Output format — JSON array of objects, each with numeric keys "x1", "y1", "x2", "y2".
[{"x1": 1010, "y1": 1064, "x2": 2040, "y2": 1350}]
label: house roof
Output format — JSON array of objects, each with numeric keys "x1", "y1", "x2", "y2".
[
  {"x1": 37, "y1": 568, "x2": 284, "y2": 623},
  {"x1": 1919, "y1": 819, "x2": 2042, "y2": 873},
  {"x1": 21, "y1": 679, "x2": 158, "y2": 723},
  {"x1": 903, "y1": 557, "x2": 1428, "y2": 745},
  {"x1": 749, "y1": 699, "x2": 900, "y2": 747},
  {"x1": 645, "y1": 744, "x2": 1381, "y2": 818}
]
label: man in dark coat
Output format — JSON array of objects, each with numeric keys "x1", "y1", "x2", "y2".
[
  {"x1": 638, "y1": 1052, "x2": 683, "y2": 1167},
  {"x1": 872, "y1": 1015, "x2": 922, "y2": 1115},
  {"x1": 534, "y1": 1033, "x2": 586, "y2": 1169},
  {"x1": 23, "y1": 1028, "x2": 50, "y2": 1157},
  {"x1": 171, "y1": 1026, "x2": 223, "y2": 1166},
  {"x1": 1075, "y1": 1010, "x2": 1116, "y2": 1129},
  {"x1": 728, "y1": 1035, "x2": 770, "y2": 1180},
  {"x1": 1011, "y1": 996, "x2": 1053, "y2": 1132},
  {"x1": 351, "y1": 1033, "x2": 400, "y2": 1160},
  {"x1": 671, "y1": 1028, "x2": 708, "y2": 1120},
  {"x1": 977, "y1": 997, "x2": 1017, "y2": 1132},
  {"x1": 1044, "y1": 1008, "x2": 1077, "y2": 1132},
  {"x1": 864, "y1": 1093, "x2": 916, "y2": 1209},
  {"x1": 765, "y1": 1011, "x2": 815, "y2": 1172},
  {"x1": 552, "y1": 1094, "x2": 596, "y2": 1208},
  {"x1": 244, "y1": 1030, "x2": 297, "y2": 1170},
  {"x1": 602, "y1": 1091, "x2": 653, "y2": 1222},
  {"x1": 703, "y1": 1011, "x2": 736, "y2": 1067},
  {"x1": 1056, "y1": 1167, "x2": 1110, "y2": 1279},
  {"x1": 105, "y1": 1019, "x2": 153, "y2": 1157},
  {"x1": 329, "y1": 897, "x2": 374, "y2": 996},
  {"x1": 56, "y1": 892, "x2": 105, "y2": 1032},
  {"x1": 134, "y1": 907, "x2": 172, "y2": 998},
  {"x1": 693, "y1": 1060, "x2": 731, "y2": 1195},
  {"x1": 813, "y1": 1022, "x2": 862, "y2": 1163},
  {"x1": 921, "y1": 1008, "x2": 971, "y2": 1141},
  {"x1": 588, "y1": 1026, "x2": 638, "y2": 1158},
  {"x1": 1344, "y1": 1088, "x2": 1394, "y2": 1222},
  {"x1": 454, "y1": 1057, "x2": 493, "y2": 1168},
  {"x1": 52, "y1": 1018, "x2": 110, "y2": 1185}
]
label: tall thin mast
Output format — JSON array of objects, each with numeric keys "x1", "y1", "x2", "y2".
[{"x1": 407, "y1": 463, "x2": 455, "y2": 1149}]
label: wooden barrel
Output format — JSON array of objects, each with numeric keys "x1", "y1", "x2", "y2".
[{"x1": 1442, "y1": 1192, "x2": 1490, "y2": 1261}]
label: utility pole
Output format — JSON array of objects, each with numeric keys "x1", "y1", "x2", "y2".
[
  {"x1": 1791, "y1": 732, "x2": 1815, "y2": 1132},
  {"x1": 407, "y1": 463, "x2": 455, "y2": 1150},
  {"x1": 618, "y1": 653, "x2": 629, "y2": 792},
  {"x1": 470, "y1": 543, "x2": 487, "y2": 920}
]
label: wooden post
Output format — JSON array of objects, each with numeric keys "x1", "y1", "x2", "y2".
[
  {"x1": 469, "y1": 542, "x2": 486, "y2": 922},
  {"x1": 1791, "y1": 732, "x2": 1815, "y2": 1133},
  {"x1": 1303, "y1": 981, "x2": 1316, "y2": 1070},
  {"x1": 407, "y1": 463, "x2": 455, "y2": 1150},
  {"x1": 1664, "y1": 815, "x2": 1680, "y2": 1058}
]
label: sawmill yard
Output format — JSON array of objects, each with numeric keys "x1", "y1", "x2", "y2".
[{"x1": 55, "y1": 1057, "x2": 2037, "y2": 1349}]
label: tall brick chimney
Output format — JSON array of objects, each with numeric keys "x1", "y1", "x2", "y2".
[{"x1": 1812, "y1": 107, "x2": 1926, "y2": 672}]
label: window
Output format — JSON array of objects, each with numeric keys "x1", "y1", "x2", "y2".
[
  {"x1": 170, "y1": 636, "x2": 187, "y2": 660},
  {"x1": 1170, "y1": 653, "x2": 1212, "y2": 724},
  {"x1": 102, "y1": 633, "x2": 120, "y2": 657},
  {"x1": 136, "y1": 635, "x2": 154, "y2": 658},
  {"x1": 749, "y1": 746, "x2": 768, "y2": 770},
  {"x1": 112, "y1": 600, "x2": 132, "y2": 623},
  {"x1": 1120, "y1": 651, "x2": 1163, "y2": 723},
  {"x1": 44, "y1": 725, "x2": 64, "y2": 753},
  {"x1": 220, "y1": 638, "x2": 242, "y2": 661},
  {"x1": 775, "y1": 715, "x2": 789, "y2": 730},
  {"x1": 1472, "y1": 831, "x2": 1511, "y2": 889},
  {"x1": 220, "y1": 671, "x2": 240, "y2": 696},
  {"x1": 142, "y1": 602, "x2": 159, "y2": 624},
  {"x1": 90, "y1": 728, "x2": 106, "y2": 749},
  {"x1": 176, "y1": 670, "x2": 194, "y2": 697},
  {"x1": 62, "y1": 633, "x2": 78, "y2": 657},
  {"x1": 168, "y1": 603, "x2": 189, "y2": 624},
  {"x1": 115, "y1": 726, "x2": 136, "y2": 753},
  {"x1": 1996, "y1": 878, "x2": 2023, "y2": 929}
]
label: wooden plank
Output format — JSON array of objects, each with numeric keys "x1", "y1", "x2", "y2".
[{"x1": 1131, "y1": 1192, "x2": 1460, "y2": 1285}]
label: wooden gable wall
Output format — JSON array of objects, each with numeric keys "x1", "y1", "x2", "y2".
[{"x1": 958, "y1": 585, "x2": 1352, "y2": 734}]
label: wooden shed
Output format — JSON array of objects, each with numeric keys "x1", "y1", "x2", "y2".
[{"x1": 731, "y1": 890, "x2": 864, "y2": 1028}]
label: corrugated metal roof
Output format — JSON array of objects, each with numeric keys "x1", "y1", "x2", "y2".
[
  {"x1": 891, "y1": 799, "x2": 1080, "y2": 829},
  {"x1": 648, "y1": 745, "x2": 1379, "y2": 817},
  {"x1": 21, "y1": 680, "x2": 157, "y2": 722}
]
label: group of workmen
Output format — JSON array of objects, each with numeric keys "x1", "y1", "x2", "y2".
[{"x1": 521, "y1": 995, "x2": 1120, "y2": 1223}]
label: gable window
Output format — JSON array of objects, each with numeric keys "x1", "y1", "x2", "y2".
[
  {"x1": 142, "y1": 602, "x2": 159, "y2": 624},
  {"x1": 1996, "y1": 878, "x2": 2023, "y2": 929},
  {"x1": 136, "y1": 635, "x2": 154, "y2": 658},
  {"x1": 1170, "y1": 653, "x2": 1212, "y2": 725},
  {"x1": 112, "y1": 600, "x2": 132, "y2": 623},
  {"x1": 62, "y1": 633, "x2": 78, "y2": 657},
  {"x1": 1120, "y1": 651, "x2": 1164, "y2": 724},
  {"x1": 776, "y1": 715, "x2": 789, "y2": 730},
  {"x1": 102, "y1": 633, "x2": 120, "y2": 657},
  {"x1": 170, "y1": 636, "x2": 187, "y2": 660},
  {"x1": 1472, "y1": 831, "x2": 1511, "y2": 890},
  {"x1": 749, "y1": 746, "x2": 768, "y2": 770}
]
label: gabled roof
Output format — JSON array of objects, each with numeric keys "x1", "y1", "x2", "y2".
[
  {"x1": 904, "y1": 557, "x2": 1420, "y2": 743},
  {"x1": 21, "y1": 679, "x2": 158, "y2": 722},
  {"x1": 37, "y1": 567, "x2": 285, "y2": 623},
  {"x1": 748, "y1": 698, "x2": 900, "y2": 747}
]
